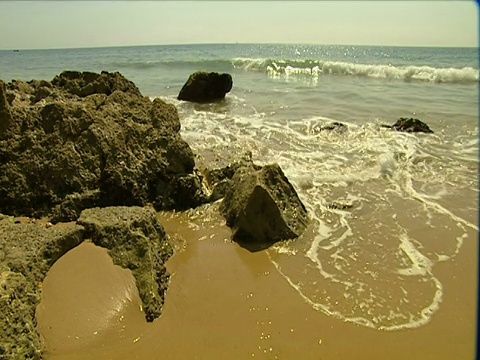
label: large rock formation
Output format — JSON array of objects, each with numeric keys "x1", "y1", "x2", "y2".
[
  {"x1": 0, "y1": 71, "x2": 207, "y2": 221},
  {"x1": 220, "y1": 163, "x2": 309, "y2": 250},
  {"x1": 177, "y1": 71, "x2": 233, "y2": 103},
  {"x1": 0, "y1": 206, "x2": 173, "y2": 359}
]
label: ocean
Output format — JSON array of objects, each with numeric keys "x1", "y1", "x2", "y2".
[{"x1": 1, "y1": 43, "x2": 478, "y2": 334}]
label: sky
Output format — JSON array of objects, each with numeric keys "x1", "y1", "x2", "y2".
[{"x1": 0, "y1": 1, "x2": 477, "y2": 50}]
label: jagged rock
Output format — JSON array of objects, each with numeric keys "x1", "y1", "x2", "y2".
[
  {"x1": 220, "y1": 163, "x2": 309, "y2": 250},
  {"x1": 156, "y1": 171, "x2": 209, "y2": 210},
  {"x1": 0, "y1": 215, "x2": 84, "y2": 359},
  {"x1": 0, "y1": 80, "x2": 12, "y2": 135},
  {"x1": 203, "y1": 159, "x2": 261, "y2": 202},
  {"x1": 49, "y1": 190, "x2": 102, "y2": 223},
  {"x1": 77, "y1": 206, "x2": 173, "y2": 322},
  {"x1": 177, "y1": 71, "x2": 233, "y2": 103},
  {"x1": 389, "y1": 117, "x2": 433, "y2": 133},
  {"x1": 50, "y1": 70, "x2": 142, "y2": 98},
  {"x1": 315, "y1": 121, "x2": 347, "y2": 133},
  {"x1": 0, "y1": 71, "x2": 207, "y2": 220}
]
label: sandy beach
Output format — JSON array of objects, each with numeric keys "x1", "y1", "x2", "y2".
[{"x1": 36, "y1": 204, "x2": 477, "y2": 360}]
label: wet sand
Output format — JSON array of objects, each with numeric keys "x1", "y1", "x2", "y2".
[{"x1": 37, "y1": 207, "x2": 477, "y2": 360}]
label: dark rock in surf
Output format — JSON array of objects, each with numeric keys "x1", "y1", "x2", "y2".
[
  {"x1": 388, "y1": 117, "x2": 434, "y2": 133},
  {"x1": 0, "y1": 71, "x2": 207, "y2": 220},
  {"x1": 177, "y1": 71, "x2": 233, "y2": 103},
  {"x1": 316, "y1": 121, "x2": 347, "y2": 133},
  {"x1": 220, "y1": 163, "x2": 309, "y2": 250}
]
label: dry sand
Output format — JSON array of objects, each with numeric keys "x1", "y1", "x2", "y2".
[{"x1": 36, "y1": 207, "x2": 477, "y2": 360}]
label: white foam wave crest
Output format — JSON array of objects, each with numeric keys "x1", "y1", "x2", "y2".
[{"x1": 232, "y1": 57, "x2": 479, "y2": 84}]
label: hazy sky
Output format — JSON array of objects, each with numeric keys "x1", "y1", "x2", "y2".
[{"x1": 0, "y1": 1, "x2": 477, "y2": 50}]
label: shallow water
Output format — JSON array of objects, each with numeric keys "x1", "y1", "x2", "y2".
[{"x1": 166, "y1": 88, "x2": 477, "y2": 332}]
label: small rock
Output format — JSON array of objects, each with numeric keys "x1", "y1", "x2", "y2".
[
  {"x1": 391, "y1": 117, "x2": 433, "y2": 133},
  {"x1": 315, "y1": 122, "x2": 347, "y2": 133}
]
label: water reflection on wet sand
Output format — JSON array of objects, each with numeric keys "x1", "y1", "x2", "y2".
[{"x1": 37, "y1": 208, "x2": 477, "y2": 360}]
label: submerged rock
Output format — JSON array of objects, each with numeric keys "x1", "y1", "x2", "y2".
[
  {"x1": 77, "y1": 206, "x2": 173, "y2": 322},
  {"x1": 177, "y1": 71, "x2": 233, "y2": 103},
  {"x1": 203, "y1": 158, "x2": 261, "y2": 202},
  {"x1": 315, "y1": 121, "x2": 347, "y2": 133},
  {"x1": 387, "y1": 117, "x2": 434, "y2": 133},
  {"x1": 220, "y1": 163, "x2": 309, "y2": 250},
  {"x1": 0, "y1": 71, "x2": 206, "y2": 220}
]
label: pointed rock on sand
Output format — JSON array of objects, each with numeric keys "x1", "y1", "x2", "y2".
[{"x1": 220, "y1": 163, "x2": 309, "y2": 250}]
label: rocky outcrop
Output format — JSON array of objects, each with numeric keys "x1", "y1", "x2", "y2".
[
  {"x1": 177, "y1": 71, "x2": 233, "y2": 103},
  {"x1": 0, "y1": 206, "x2": 173, "y2": 358},
  {"x1": 50, "y1": 71, "x2": 142, "y2": 98},
  {"x1": 77, "y1": 206, "x2": 172, "y2": 322},
  {"x1": 203, "y1": 158, "x2": 261, "y2": 202},
  {"x1": 0, "y1": 80, "x2": 12, "y2": 134},
  {"x1": 0, "y1": 216, "x2": 84, "y2": 359},
  {"x1": 220, "y1": 163, "x2": 309, "y2": 250},
  {"x1": 384, "y1": 117, "x2": 434, "y2": 133},
  {"x1": 0, "y1": 71, "x2": 206, "y2": 221}
]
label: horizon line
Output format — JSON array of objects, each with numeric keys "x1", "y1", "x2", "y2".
[{"x1": 1, "y1": 41, "x2": 478, "y2": 52}]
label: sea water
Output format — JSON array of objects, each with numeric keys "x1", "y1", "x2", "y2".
[{"x1": 0, "y1": 43, "x2": 478, "y2": 331}]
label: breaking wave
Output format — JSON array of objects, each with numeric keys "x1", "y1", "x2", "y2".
[
  {"x1": 108, "y1": 56, "x2": 478, "y2": 85},
  {"x1": 232, "y1": 57, "x2": 479, "y2": 84}
]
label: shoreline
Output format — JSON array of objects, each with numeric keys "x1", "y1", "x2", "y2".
[{"x1": 36, "y1": 205, "x2": 477, "y2": 360}]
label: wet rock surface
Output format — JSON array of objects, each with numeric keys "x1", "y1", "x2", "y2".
[
  {"x1": 0, "y1": 71, "x2": 205, "y2": 221},
  {"x1": 314, "y1": 121, "x2": 347, "y2": 133},
  {"x1": 220, "y1": 163, "x2": 309, "y2": 251},
  {"x1": 383, "y1": 117, "x2": 434, "y2": 133},
  {"x1": 0, "y1": 205, "x2": 173, "y2": 358},
  {"x1": 177, "y1": 71, "x2": 233, "y2": 103}
]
